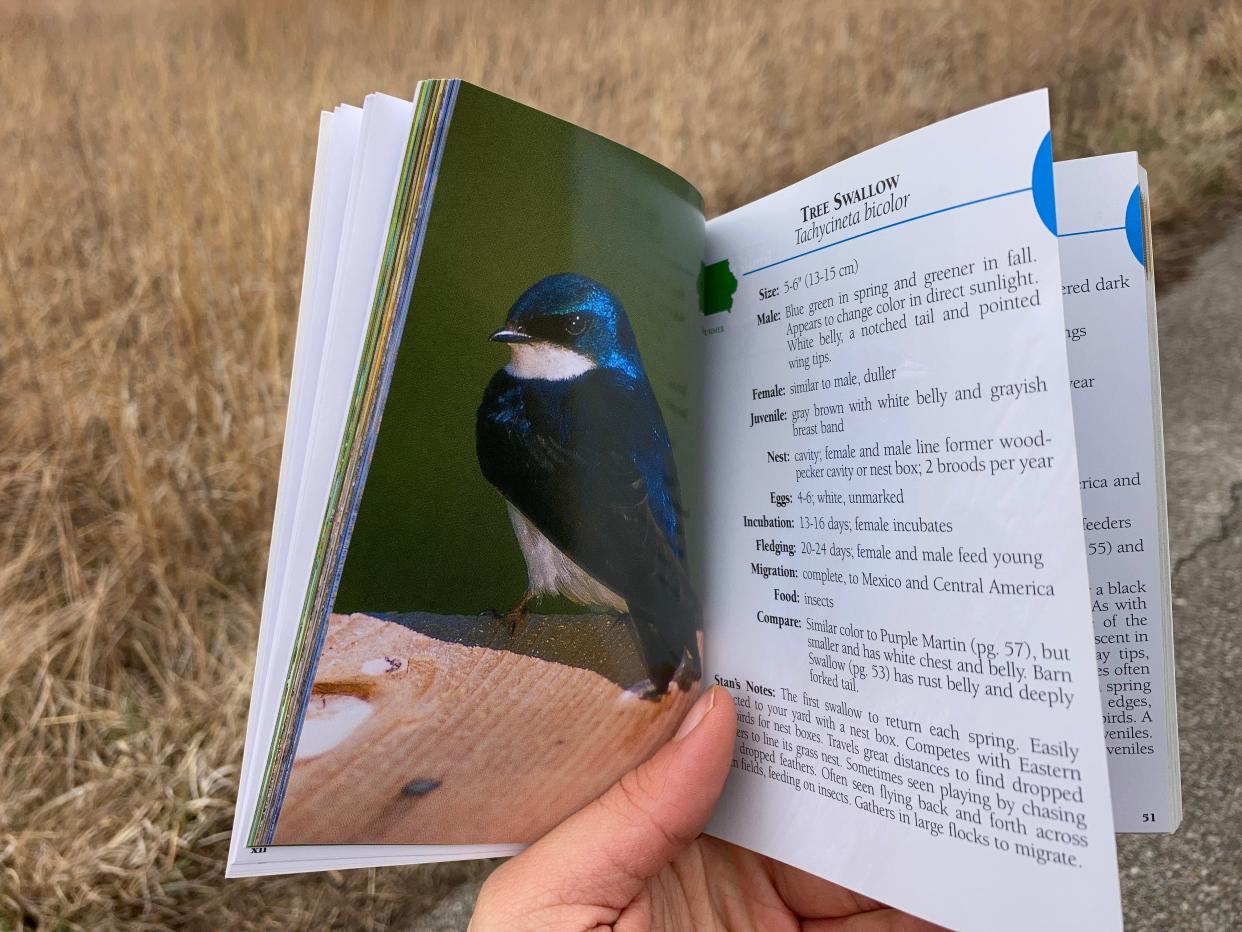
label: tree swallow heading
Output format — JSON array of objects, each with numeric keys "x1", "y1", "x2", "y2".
[{"x1": 476, "y1": 273, "x2": 702, "y2": 698}]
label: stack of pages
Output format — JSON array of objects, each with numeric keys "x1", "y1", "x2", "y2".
[{"x1": 229, "y1": 81, "x2": 1180, "y2": 932}]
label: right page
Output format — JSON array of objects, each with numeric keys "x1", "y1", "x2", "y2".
[
  {"x1": 698, "y1": 92, "x2": 1121, "y2": 931},
  {"x1": 1057, "y1": 153, "x2": 1180, "y2": 833}
]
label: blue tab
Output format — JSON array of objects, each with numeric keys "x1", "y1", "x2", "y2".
[
  {"x1": 1125, "y1": 184, "x2": 1146, "y2": 268},
  {"x1": 1030, "y1": 131, "x2": 1057, "y2": 236}
]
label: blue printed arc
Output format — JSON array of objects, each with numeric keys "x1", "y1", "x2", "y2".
[
  {"x1": 1124, "y1": 185, "x2": 1146, "y2": 268},
  {"x1": 1030, "y1": 132, "x2": 1057, "y2": 235},
  {"x1": 744, "y1": 131, "x2": 1057, "y2": 277}
]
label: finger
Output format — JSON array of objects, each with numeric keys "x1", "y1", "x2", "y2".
[
  {"x1": 476, "y1": 686, "x2": 737, "y2": 923},
  {"x1": 803, "y1": 908, "x2": 948, "y2": 932},
  {"x1": 765, "y1": 857, "x2": 947, "y2": 929},
  {"x1": 765, "y1": 855, "x2": 887, "y2": 918}
]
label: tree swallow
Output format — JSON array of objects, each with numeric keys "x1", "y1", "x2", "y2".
[{"x1": 476, "y1": 273, "x2": 701, "y2": 698}]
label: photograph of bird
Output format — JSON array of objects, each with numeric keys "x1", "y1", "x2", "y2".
[{"x1": 476, "y1": 273, "x2": 701, "y2": 698}]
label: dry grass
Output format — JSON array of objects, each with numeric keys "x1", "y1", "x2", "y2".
[{"x1": 0, "y1": 0, "x2": 1239, "y2": 927}]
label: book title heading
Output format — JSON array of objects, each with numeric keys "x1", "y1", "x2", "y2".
[{"x1": 796, "y1": 174, "x2": 910, "y2": 246}]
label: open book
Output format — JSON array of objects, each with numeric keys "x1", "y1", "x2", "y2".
[{"x1": 228, "y1": 82, "x2": 1180, "y2": 932}]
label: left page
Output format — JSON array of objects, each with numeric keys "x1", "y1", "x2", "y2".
[
  {"x1": 698, "y1": 92, "x2": 1121, "y2": 931},
  {"x1": 231, "y1": 82, "x2": 708, "y2": 875}
]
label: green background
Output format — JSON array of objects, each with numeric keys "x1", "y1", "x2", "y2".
[{"x1": 333, "y1": 84, "x2": 705, "y2": 615}]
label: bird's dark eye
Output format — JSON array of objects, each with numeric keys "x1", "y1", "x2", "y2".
[{"x1": 564, "y1": 313, "x2": 587, "y2": 336}]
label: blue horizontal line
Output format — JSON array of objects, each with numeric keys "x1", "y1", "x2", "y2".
[
  {"x1": 1057, "y1": 226, "x2": 1125, "y2": 238},
  {"x1": 743, "y1": 186, "x2": 1033, "y2": 276}
]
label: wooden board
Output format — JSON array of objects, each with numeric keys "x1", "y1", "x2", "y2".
[{"x1": 273, "y1": 612, "x2": 698, "y2": 845}]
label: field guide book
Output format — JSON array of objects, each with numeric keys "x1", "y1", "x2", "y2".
[{"x1": 228, "y1": 81, "x2": 1180, "y2": 931}]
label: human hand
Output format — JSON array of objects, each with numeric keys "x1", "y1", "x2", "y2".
[{"x1": 470, "y1": 686, "x2": 942, "y2": 931}]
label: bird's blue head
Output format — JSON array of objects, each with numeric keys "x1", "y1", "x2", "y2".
[{"x1": 490, "y1": 273, "x2": 644, "y2": 381}]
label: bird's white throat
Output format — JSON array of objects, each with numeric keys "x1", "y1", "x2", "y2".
[{"x1": 504, "y1": 341, "x2": 596, "y2": 381}]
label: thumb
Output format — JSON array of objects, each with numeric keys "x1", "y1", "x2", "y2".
[{"x1": 472, "y1": 685, "x2": 737, "y2": 928}]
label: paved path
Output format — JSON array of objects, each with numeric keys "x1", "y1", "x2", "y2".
[{"x1": 411, "y1": 225, "x2": 1242, "y2": 930}]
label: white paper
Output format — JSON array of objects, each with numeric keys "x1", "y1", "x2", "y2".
[
  {"x1": 229, "y1": 103, "x2": 362, "y2": 876},
  {"x1": 1056, "y1": 153, "x2": 1180, "y2": 833},
  {"x1": 698, "y1": 92, "x2": 1121, "y2": 931}
]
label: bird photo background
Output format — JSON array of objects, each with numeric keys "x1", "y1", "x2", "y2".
[{"x1": 267, "y1": 86, "x2": 709, "y2": 846}]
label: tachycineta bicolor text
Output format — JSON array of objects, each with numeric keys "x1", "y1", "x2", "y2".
[{"x1": 476, "y1": 273, "x2": 701, "y2": 698}]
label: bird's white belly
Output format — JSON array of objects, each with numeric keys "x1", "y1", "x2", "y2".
[{"x1": 506, "y1": 503, "x2": 628, "y2": 612}]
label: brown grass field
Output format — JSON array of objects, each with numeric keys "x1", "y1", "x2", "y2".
[{"x1": 1, "y1": 0, "x2": 1240, "y2": 927}]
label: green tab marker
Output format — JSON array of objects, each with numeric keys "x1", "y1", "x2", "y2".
[{"x1": 699, "y1": 259, "x2": 738, "y2": 315}]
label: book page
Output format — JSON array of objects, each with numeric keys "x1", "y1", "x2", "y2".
[
  {"x1": 229, "y1": 103, "x2": 364, "y2": 874},
  {"x1": 1056, "y1": 154, "x2": 1180, "y2": 832},
  {"x1": 238, "y1": 82, "x2": 711, "y2": 872},
  {"x1": 698, "y1": 92, "x2": 1121, "y2": 931},
  {"x1": 250, "y1": 92, "x2": 414, "y2": 736},
  {"x1": 231, "y1": 89, "x2": 538, "y2": 876}
]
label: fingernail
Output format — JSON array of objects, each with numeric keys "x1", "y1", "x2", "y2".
[{"x1": 674, "y1": 686, "x2": 717, "y2": 741}]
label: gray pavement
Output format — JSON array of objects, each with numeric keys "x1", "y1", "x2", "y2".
[{"x1": 411, "y1": 227, "x2": 1242, "y2": 930}]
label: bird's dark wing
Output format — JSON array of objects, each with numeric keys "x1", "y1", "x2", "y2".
[{"x1": 476, "y1": 367, "x2": 700, "y2": 691}]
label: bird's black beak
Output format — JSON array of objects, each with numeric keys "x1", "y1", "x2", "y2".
[{"x1": 490, "y1": 327, "x2": 532, "y2": 344}]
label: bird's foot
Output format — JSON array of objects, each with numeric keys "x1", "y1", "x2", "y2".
[
  {"x1": 623, "y1": 677, "x2": 664, "y2": 702},
  {"x1": 500, "y1": 593, "x2": 535, "y2": 641},
  {"x1": 625, "y1": 649, "x2": 701, "y2": 702},
  {"x1": 673, "y1": 649, "x2": 701, "y2": 692},
  {"x1": 624, "y1": 658, "x2": 681, "y2": 701},
  {"x1": 502, "y1": 608, "x2": 531, "y2": 641},
  {"x1": 479, "y1": 594, "x2": 535, "y2": 641}
]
